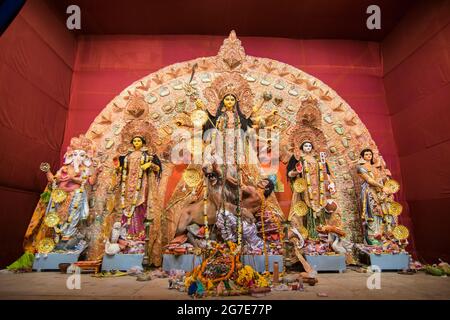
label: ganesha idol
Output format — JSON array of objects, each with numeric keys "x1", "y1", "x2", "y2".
[{"x1": 23, "y1": 135, "x2": 101, "y2": 255}]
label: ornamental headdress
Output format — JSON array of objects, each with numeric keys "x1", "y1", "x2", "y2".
[
  {"x1": 203, "y1": 72, "x2": 254, "y2": 118},
  {"x1": 289, "y1": 97, "x2": 327, "y2": 160},
  {"x1": 64, "y1": 134, "x2": 95, "y2": 172},
  {"x1": 117, "y1": 120, "x2": 156, "y2": 155}
]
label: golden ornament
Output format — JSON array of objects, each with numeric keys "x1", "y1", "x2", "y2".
[
  {"x1": 393, "y1": 225, "x2": 409, "y2": 240},
  {"x1": 182, "y1": 168, "x2": 202, "y2": 188},
  {"x1": 384, "y1": 179, "x2": 400, "y2": 194},
  {"x1": 293, "y1": 201, "x2": 308, "y2": 217},
  {"x1": 37, "y1": 238, "x2": 55, "y2": 254},
  {"x1": 44, "y1": 213, "x2": 60, "y2": 228},
  {"x1": 51, "y1": 188, "x2": 67, "y2": 204},
  {"x1": 190, "y1": 109, "x2": 209, "y2": 126},
  {"x1": 293, "y1": 177, "x2": 307, "y2": 193},
  {"x1": 40, "y1": 162, "x2": 50, "y2": 172},
  {"x1": 299, "y1": 226, "x2": 308, "y2": 239},
  {"x1": 388, "y1": 201, "x2": 403, "y2": 217}
]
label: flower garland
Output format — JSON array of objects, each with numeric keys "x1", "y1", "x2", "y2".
[
  {"x1": 203, "y1": 177, "x2": 210, "y2": 241},
  {"x1": 120, "y1": 152, "x2": 147, "y2": 224},
  {"x1": 258, "y1": 190, "x2": 269, "y2": 272},
  {"x1": 234, "y1": 111, "x2": 243, "y2": 252},
  {"x1": 302, "y1": 156, "x2": 325, "y2": 211}
]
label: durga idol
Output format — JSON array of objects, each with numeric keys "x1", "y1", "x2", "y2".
[{"x1": 166, "y1": 72, "x2": 284, "y2": 253}]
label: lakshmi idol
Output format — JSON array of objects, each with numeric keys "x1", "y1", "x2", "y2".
[
  {"x1": 108, "y1": 120, "x2": 162, "y2": 255},
  {"x1": 23, "y1": 135, "x2": 100, "y2": 254}
]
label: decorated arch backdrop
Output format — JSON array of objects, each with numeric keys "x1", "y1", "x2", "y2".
[{"x1": 61, "y1": 32, "x2": 413, "y2": 261}]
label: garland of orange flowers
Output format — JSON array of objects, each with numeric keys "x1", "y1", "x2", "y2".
[
  {"x1": 120, "y1": 152, "x2": 147, "y2": 224},
  {"x1": 302, "y1": 156, "x2": 325, "y2": 211},
  {"x1": 197, "y1": 245, "x2": 236, "y2": 284}
]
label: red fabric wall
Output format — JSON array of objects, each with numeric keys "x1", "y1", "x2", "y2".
[
  {"x1": 383, "y1": 0, "x2": 450, "y2": 263},
  {"x1": 3, "y1": 2, "x2": 434, "y2": 267},
  {"x1": 0, "y1": 0, "x2": 76, "y2": 267},
  {"x1": 64, "y1": 35, "x2": 413, "y2": 250}
]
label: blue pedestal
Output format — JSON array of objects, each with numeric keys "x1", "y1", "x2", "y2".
[
  {"x1": 162, "y1": 254, "x2": 284, "y2": 273},
  {"x1": 241, "y1": 255, "x2": 284, "y2": 273},
  {"x1": 101, "y1": 254, "x2": 144, "y2": 271},
  {"x1": 162, "y1": 254, "x2": 202, "y2": 272},
  {"x1": 305, "y1": 254, "x2": 346, "y2": 272},
  {"x1": 32, "y1": 253, "x2": 80, "y2": 271},
  {"x1": 366, "y1": 253, "x2": 410, "y2": 271}
]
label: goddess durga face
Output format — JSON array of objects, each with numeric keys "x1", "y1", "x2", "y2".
[{"x1": 223, "y1": 94, "x2": 237, "y2": 110}]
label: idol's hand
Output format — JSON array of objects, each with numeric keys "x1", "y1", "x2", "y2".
[
  {"x1": 195, "y1": 99, "x2": 205, "y2": 109},
  {"x1": 141, "y1": 162, "x2": 152, "y2": 171},
  {"x1": 288, "y1": 170, "x2": 299, "y2": 178}
]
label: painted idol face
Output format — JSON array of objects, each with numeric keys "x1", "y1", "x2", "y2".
[
  {"x1": 302, "y1": 142, "x2": 313, "y2": 153},
  {"x1": 223, "y1": 95, "x2": 236, "y2": 109},
  {"x1": 363, "y1": 150, "x2": 373, "y2": 162}
]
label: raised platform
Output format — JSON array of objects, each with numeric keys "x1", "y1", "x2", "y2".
[
  {"x1": 241, "y1": 255, "x2": 284, "y2": 273},
  {"x1": 162, "y1": 254, "x2": 284, "y2": 273},
  {"x1": 101, "y1": 254, "x2": 144, "y2": 271},
  {"x1": 32, "y1": 253, "x2": 80, "y2": 271},
  {"x1": 359, "y1": 251, "x2": 410, "y2": 271},
  {"x1": 162, "y1": 254, "x2": 202, "y2": 272},
  {"x1": 305, "y1": 254, "x2": 346, "y2": 273}
]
